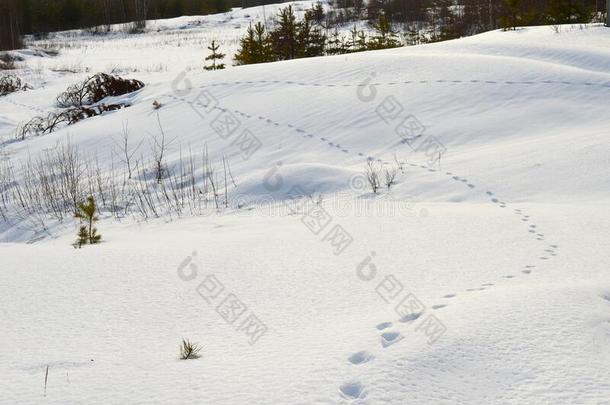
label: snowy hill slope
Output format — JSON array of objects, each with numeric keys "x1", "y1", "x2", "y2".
[{"x1": 1, "y1": 7, "x2": 610, "y2": 404}]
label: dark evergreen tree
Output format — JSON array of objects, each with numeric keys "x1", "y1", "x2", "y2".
[
  {"x1": 297, "y1": 12, "x2": 327, "y2": 58},
  {"x1": 234, "y1": 22, "x2": 274, "y2": 65},
  {"x1": 500, "y1": 0, "x2": 523, "y2": 29},
  {"x1": 270, "y1": 5, "x2": 299, "y2": 60}
]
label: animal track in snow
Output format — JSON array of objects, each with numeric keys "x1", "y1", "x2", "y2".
[
  {"x1": 380, "y1": 331, "x2": 404, "y2": 348},
  {"x1": 399, "y1": 313, "x2": 422, "y2": 323},
  {"x1": 376, "y1": 322, "x2": 392, "y2": 330},
  {"x1": 339, "y1": 381, "x2": 366, "y2": 400},
  {"x1": 168, "y1": 84, "x2": 565, "y2": 336},
  {"x1": 348, "y1": 351, "x2": 374, "y2": 365}
]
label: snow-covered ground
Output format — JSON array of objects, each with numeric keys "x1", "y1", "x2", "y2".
[{"x1": 1, "y1": 3, "x2": 610, "y2": 403}]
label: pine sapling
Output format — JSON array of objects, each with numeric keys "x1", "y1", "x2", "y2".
[
  {"x1": 76, "y1": 225, "x2": 89, "y2": 248},
  {"x1": 204, "y1": 40, "x2": 226, "y2": 71},
  {"x1": 179, "y1": 338, "x2": 202, "y2": 360},
  {"x1": 75, "y1": 196, "x2": 102, "y2": 246}
]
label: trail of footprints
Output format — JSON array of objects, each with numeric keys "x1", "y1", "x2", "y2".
[
  {"x1": 173, "y1": 86, "x2": 562, "y2": 279},
  {"x1": 171, "y1": 86, "x2": 562, "y2": 286},
  {"x1": 170, "y1": 84, "x2": 564, "y2": 402},
  {"x1": 199, "y1": 78, "x2": 610, "y2": 91}
]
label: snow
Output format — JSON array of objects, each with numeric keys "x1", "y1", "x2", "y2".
[{"x1": 1, "y1": 3, "x2": 610, "y2": 403}]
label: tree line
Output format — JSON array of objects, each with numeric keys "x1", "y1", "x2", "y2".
[
  {"x1": 1, "y1": 0, "x2": 235, "y2": 49},
  {"x1": 1, "y1": 0, "x2": 607, "y2": 51},
  {"x1": 329, "y1": 0, "x2": 605, "y2": 39},
  {"x1": 232, "y1": 4, "x2": 402, "y2": 66}
]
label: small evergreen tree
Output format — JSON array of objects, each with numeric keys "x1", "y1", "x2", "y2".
[
  {"x1": 305, "y1": 2, "x2": 325, "y2": 24},
  {"x1": 204, "y1": 40, "x2": 226, "y2": 71},
  {"x1": 297, "y1": 12, "x2": 326, "y2": 58},
  {"x1": 500, "y1": 0, "x2": 523, "y2": 30},
  {"x1": 368, "y1": 13, "x2": 402, "y2": 50},
  {"x1": 270, "y1": 5, "x2": 299, "y2": 60},
  {"x1": 357, "y1": 30, "x2": 368, "y2": 51},
  {"x1": 545, "y1": 0, "x2": 590, "y2": 24},
  {"x1": 75, "y1": 196, "x2": 102, "y2": 246},
  {"x1": 234, "y1": 22, "x2": 274, "y2": 65},
  {"x1": 76, "y1": 226, "x2": 89, "y2": 248},
  {"x1": 404, "y1": 26, "x2": 421, "y2": 46},
  {"x1": 326, "y1": 28, "x2": 347, "y2": 55}
]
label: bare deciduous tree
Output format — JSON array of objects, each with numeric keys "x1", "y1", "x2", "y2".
[{"x1": 149, "y1": 114, "x2": 175, "y2": 183}]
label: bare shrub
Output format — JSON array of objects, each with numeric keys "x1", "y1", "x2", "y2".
[
  {"x1": 0, "y1": 74, "x2": 23, "y2": 96},
  {"x1": 18, "y1": 104, "x2": 129, "y2": 139},
  {"x1": 0, "y1": 59, "x2": 14, "y2": 70},
  {"x1": 365, "y1": 161, "x2": 381, "y2": 193},
  {"x1": 149, "y1": 114, "x2": 176, "y2": 183},
  {"x1": 384, "y1": 167, "x2": 397, "y2": 190},
  {"x1": 0, "y1": 135, "x2": 236, "y2": 236},
  {"x1": 113, "y1": 123, "x2": 142, "y2": 179},
  {"x1": 0, "y1": 53, "x2": 19, "y2": 70},
  {"x1": 56, "y1": 73, "x2": 145, "y2": 108}
]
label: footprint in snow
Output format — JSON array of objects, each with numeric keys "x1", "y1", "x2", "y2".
[
  {"x1": 348, "y1": 351, "x2": 374, "y2": 365},
  {"x1": 376, "y1": 322, "x2": 392, "y2": 330},
  {"x1": 381, "y1": 331, "x2": 404, "y2": 348},
  {"x1": 339, "y1": 381, "x2": 366, "y2": 400},
  {"x1": 399, "y1": 312, "x2": 422, "y2": 323},
  {"x1": 432, "y1": 304, "x2": 447, "y2": 310},
  {"x1": 443, "y1": 294, "x2": 456, "y2": 298}
]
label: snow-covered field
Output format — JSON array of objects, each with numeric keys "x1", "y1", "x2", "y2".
[{"x1": 1, "y1": 3, "x2": 610, "y2": 403}]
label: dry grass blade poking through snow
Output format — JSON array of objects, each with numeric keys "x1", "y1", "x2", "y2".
[{"x1": 179, "y1": 338, "x2": 202, "y2": 360}]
